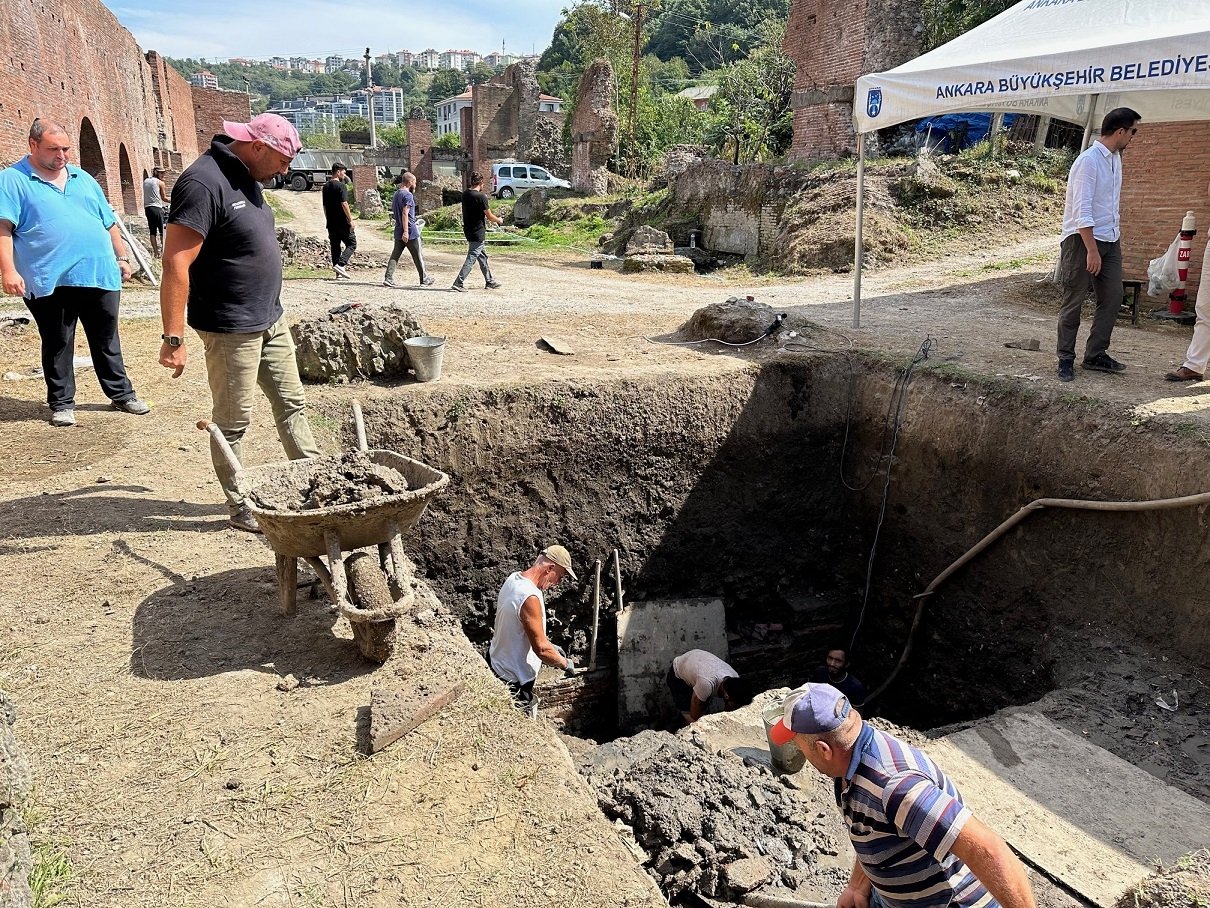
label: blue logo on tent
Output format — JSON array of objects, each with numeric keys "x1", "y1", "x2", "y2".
[{"x1": 867, "y1": 89, "x2": 883, "y2": 118}]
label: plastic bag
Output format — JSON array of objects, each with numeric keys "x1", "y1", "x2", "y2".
[{"x1": 1148, "y1": 236, "x2": 1182, "y2": 297}]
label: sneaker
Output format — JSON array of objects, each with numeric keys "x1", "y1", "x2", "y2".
[
  {"x1": 49, "y1": 409, "x2": 76, "y2": 427},
  {"x1": 485, "y1": 281, "x2": 503, "y2": 290},
  {"x1": 112, "y1": 397, "x2": 150, "y2": 415},
  {"x1": 1165, "y1": 366, "x2": 1203, "y2": 382},
  {"x1": 334, "y1": 264, "x2": 351, "y2": 279},
  {"x1": 1081, "y1": 352, "x2": 1126, "y2": 374},
  {"x1": 421, "y1": 276, "x2": 435, "y2": 286},
  {"x1": 383, "y1": 277, "x2": 399, "y2": 288},
  {"x1": 451, "y1": 282, "x2": 466, "y2": 293},
  {"x1": 228, "y1": 505, "x2": 262, "y2": 534}
]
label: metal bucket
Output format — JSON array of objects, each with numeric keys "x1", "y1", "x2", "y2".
[
  {"x1": 763, "y1": 703, "x2": 806, "y2": 774},
  {"x1": 405, "y1": 336, "x2": 445, "y2": 382}
]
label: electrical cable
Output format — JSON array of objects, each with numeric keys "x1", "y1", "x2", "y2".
[
  {"x1": 643, "y1": 313, "x2": 787, "y2": 348},
  {"x1": 847, "y1": 336, "x2": 936, "y2": 654}
]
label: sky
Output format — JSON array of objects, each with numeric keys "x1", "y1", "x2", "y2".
[{"x1": 106, "y1": 0, "x2": 564, "y2": 62}]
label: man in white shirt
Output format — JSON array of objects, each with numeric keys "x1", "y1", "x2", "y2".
[
  {"x1": 488, "y1": 545, "x2": 578, "y2": 715},
  {"x1": 667, "y1": 648, "x2": 754, "y2": 725},
  {"x1": 1055, "y1": 106, "x2": 1141, "y2": 383}
]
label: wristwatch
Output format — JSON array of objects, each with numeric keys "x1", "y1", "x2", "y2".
[
  {"x1": 161, "y1": 334, "x2": 184, "y2": 347},
  {"x1": 116, "y1": 256, "x2": 130, "y2": 263}
]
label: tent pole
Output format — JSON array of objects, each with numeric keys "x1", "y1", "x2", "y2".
[
  {"x1": 1081, "y1": 93, "x2": 1100, "y2": 149},
  {"x1": 853, "y1": 131, "x2": 867, "y2": 329}
]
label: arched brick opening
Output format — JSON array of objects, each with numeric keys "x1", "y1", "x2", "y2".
[
  {"x1": 117, "y1": 143, "x2": 137, "y2": 215},
  {"x1": 77, "y1": 117, "x2": 106, "y2": 198}
]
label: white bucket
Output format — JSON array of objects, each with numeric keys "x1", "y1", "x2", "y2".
[
  {"x1": 763, "y1": 703, "x2": 806, "y2": 774},
  {"x1": 404, "y1": 336, "x2": 445, "y2": 382}
]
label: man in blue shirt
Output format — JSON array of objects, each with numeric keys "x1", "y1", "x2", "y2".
[
  {"x1": 0, "y1": 118, "x2": 149, "y2": 427},
  {"x1": 770, "y1": 684, "x2": 1036, "y2": 908},
  {"x1": 383, "y1": 172, "x2": 433, "y2": 288}
]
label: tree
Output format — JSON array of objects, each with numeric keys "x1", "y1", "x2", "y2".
[
  {"x1": 377, "y1": 125, "x2": 409, "y2": 147},
  {"x1": 434, "y1": 132, "x2": 463, "y2": 150},
  {"x1": 922, "y1": 0, "x2": 1015, "y2": 50},
  {"x1": 467, "y1": 62, "x2": 496, "y2": 86},
  {"x1": 300, "y1": 131, "x2": 340, "y2": 149},
  {"x1": 704, "y1": 20, "x2": 793, "y2": 163},
  {"x1": 645, "y1": 0, "x2": 790, "y2": 72},
  {"x1": 339, "y1": 115, "x2": 371, "y2": 133},
  {"x1": 428, "y1": 68, "x2": 469, "y2": 104}
]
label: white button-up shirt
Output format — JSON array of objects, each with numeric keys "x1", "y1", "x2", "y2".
[{"x1": 1061, "y1": 140, "x2": 1122, "y2": 243}]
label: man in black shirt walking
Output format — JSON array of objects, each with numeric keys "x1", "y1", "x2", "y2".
[
  {"x1": 451, "y1": 171, "x2": 502, "y2": 292},
  {"x1": 158, "y1": 114, "x2": 322, "y2": 533},
  {"x1": 322, "y1": 162, "x2": 355, "y2": 279}
]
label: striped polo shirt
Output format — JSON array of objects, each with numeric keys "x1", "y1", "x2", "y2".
[{"x1": 837, "y1": 724, "x2": 996, "y2": 908}]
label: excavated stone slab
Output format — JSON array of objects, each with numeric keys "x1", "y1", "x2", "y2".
[{"x1": 369, "y1": 679, "x2": 465, "y2": 754}]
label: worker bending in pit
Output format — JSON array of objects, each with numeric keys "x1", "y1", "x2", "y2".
[
  {"x1": 769, "y1": 683, "x2": 1037, "y2": 908},
  {"x1": 488, "y1": 546, "x2": 579, "y2": 716},
  {"x1": 811, "y1": 645, "x2": 866, "y2": 706},
  {"x1": 667, "y1": 649, "x2": 755, "y2": 725}
]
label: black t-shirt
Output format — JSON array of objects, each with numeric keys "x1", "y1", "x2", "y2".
[
  {"x1": 322, "y1": 178, "x2": 349, "y2": 232},
  {"x1": 168, "y1": 137, "x2": 283, "y2": 334},
  {"x1": 810, "y1": 665, "x2": 867, "y2": 706},
  {"x1": 461, "y1": 189, "x2": 490, "y2": 243}
]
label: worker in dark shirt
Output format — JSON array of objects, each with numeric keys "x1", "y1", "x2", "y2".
[
  {"x1": 810, "y1": 646, "x2": 866, "y2": 706},
  {"x1": 321, "y1": 162, "x2": 355, "y2": 279},
  {"x1": 451, "y1": 170, "x2": 502, "y2": 292}
]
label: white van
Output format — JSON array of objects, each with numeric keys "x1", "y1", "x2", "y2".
[{"x1": 491, "y1": 162, "x2": 571, "y2": 198}]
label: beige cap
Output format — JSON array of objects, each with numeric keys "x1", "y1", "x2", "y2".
[{"x1": 542, "y1": 544, "x2": 578, "y2": 581}]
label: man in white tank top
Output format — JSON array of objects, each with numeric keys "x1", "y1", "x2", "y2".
[
  {"x1": 142, "y1": 167, "x2": 169, "y2": 257},
  {"x1": 488, "y1": 545, "x2": 579, "y2": 714}
]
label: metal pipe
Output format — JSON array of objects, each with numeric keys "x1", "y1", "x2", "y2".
[
  {"x1": 612, "y1": 548, "x2": 624, "y2": 613},
  {"x1": 1080, "y1": 93, "x2": 1100, "y2": 150},
  {"x1": 867, "y1": 485, "x2": 1210, "y2": 703},
  {"x1": 588, "y1": 559, "x2": 602, "y2": 670},
  {"x1": 852, "y1": 131, "x2": 867, "y2": 330}
]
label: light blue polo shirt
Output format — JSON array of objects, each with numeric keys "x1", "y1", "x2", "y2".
[{"x1": 0, "y1": 158, "x2": 120, "y2": 299}]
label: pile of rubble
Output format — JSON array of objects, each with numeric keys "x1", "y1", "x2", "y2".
[
  {"x1": 577, "y1": 730, "x2": 849, "y2": 901},
  {"x1": 620, "y1": 226, "x2": 695, "y2": 274},
  {"x1": 290, "y1": 305, "x2": 426, "y2": 383}
]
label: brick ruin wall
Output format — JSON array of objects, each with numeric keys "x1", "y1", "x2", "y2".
[
  {"x1": 471, "y1": 61, "x2": 567, "y2": 180},
  {"x1": 1119, "y1": 123, "x2": 1209, "y2": 302},
  {"x1": 783, "y1": 0, "x2": 921, "y2": 162},
  {"x1": 0, "y1": 0, "x2": 247, "y2": 214}
]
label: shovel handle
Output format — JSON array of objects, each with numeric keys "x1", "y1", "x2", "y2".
[
  {"x1": 196, "y1": 419, "x2": 243, "y2": 476},
  {"x1": 351, "y1": 400, "x2": 368, "y2": 453}
]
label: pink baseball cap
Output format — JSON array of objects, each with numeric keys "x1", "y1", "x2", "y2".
[{"x1": 222, "y1": 113, "x2": 302, "y2": 158}]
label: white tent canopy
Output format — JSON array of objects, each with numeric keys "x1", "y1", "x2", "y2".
[{"x1": 848, "y1": 0, "x2": 1210, "y2": 327}]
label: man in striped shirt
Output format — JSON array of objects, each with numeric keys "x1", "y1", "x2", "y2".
[{"x1": 769, "y1": 684, "x2": 1035, "y2": 908}]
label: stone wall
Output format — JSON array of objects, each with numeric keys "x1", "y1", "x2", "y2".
[
  {"x1": 145, "y1": 51, "x2": 197, "y2": 184},
  {"x1": 406, "y1": 116, "x2": 434, "y2": 182},
  {"x1": 1118, "y1": 123, "x2": 1209, "y2": 303},
  {"x1": 783, "y1": 0, "x2": 922, "y2": 161},
  {"x1": 570, "y1": 60, "x2": 619, "y2": 195},
  {"x1": 470, "y1": 60, "x2": 567, "y2": 179},
  {"x1": 191, "y1": 86, "x2": 252, "y2": 154},
  {"x1": 669, "y1": 160, "x2": 801, "y2": 258}
]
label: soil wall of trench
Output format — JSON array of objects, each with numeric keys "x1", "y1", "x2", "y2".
[{"x1": 354, "y1": 357, "x2": 1210, "y2": 732}]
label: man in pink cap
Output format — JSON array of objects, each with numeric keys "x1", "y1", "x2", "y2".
[
  {"x1": 158, "y1": 114, "x2": 321, "y2": 533},
  {"x1": 769, "y1": 684, "x2": 1036, "y2": 908}
]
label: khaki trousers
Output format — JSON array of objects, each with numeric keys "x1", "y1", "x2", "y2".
[{"x1": 197, "y1": 316, "x2": 321, "y2": 507}]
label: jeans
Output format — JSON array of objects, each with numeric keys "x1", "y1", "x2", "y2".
[
  {"x1": 24, "y1": 286, "x2": 136, "y2": 411},
  {"x1": 1056, "y1": 233, "x2": 1123, "y2": 361},
  {"x1": 454, "y1": 240, "x2": 494, "y2": 286},
  {"x1": 196, "y1": 316, "x2": 321, "y2": 507},
  {"x1": 385, "y1": 235, "x2": 428, "y2": 283},
  {"x1": 328, "y1": 227, "x2": 356, "y2": 267}
]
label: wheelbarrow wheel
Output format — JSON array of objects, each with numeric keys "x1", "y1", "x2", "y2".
[{"x1": 345, "y1": 551, "x2": 397, "y2": 662}]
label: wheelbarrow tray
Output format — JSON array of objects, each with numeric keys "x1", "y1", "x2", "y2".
[{"x1": 237, "y1": 450, "x2": 450, "y2": 558}]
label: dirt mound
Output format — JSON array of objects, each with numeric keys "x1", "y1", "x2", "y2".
[
  {"x1": 1116, "y1": 850, "x2": 1210, "y2": 908},
  {"x1": 577, "y1": 730, "x2": 847, "y2": 901},
  {"x1": 250, "y1": 451, "x2": 409, "y2": 512},
  {"x1": 675, "y1": 298, "x2": 777, "y2": 343},
  {"x1": 291, "y1": 305, "x2": 425, "y2": 383}
]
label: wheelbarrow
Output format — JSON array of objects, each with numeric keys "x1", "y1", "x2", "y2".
[{"x1": 197, "y1": 400, "x2": 450, "y2": 662}]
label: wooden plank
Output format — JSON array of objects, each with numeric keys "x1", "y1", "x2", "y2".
[
  {"x1": 369, "y1": 680, "x2": 464, "y2": 755},
  {"x1": 925, "y1": 711, "x2": 1210, "y2": 907}
]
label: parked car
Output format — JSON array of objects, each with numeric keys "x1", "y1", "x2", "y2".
[{"x1": 491, "y1": 162, "x2": 570, "y2": 198}]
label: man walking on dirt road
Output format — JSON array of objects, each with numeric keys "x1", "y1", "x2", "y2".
[
  {"x1": 158, "y1": 113, "x2": 322, "y2": 534},
  {"x1": 384, "y1": 172, "x2": 433, "y2": 288},
  {"x1": 451, "y1": 171, "x2": 502, "y2": 292},
  {"x1": 770, "y1": 683, "x2": 1036, "y2": 908},
  {"x1": 0, "y1": 118, "x2": 149, "y2": 428},
  {"x1": 1055, "y1": 107, "x2": 1141, "y2": 383},
  {"x1": 322, "y1": 162, "x2": 356, "y2": 279},
  {"x1": 488, "y1": 546, "x2": 579, "y2": 715}
]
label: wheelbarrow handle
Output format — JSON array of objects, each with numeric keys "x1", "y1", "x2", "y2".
[{"x1": 196, "y1": 419, "x2": 244, "y2": 475}]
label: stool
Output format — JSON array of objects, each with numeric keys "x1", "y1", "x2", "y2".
[{"x1": 1121, "y1": 280, "x2": 1143, "y2": 325}]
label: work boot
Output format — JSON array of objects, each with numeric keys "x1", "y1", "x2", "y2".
[
  {"x1": 1057, "y1": 360, "x2": 1074, "y2": 383},
  {"x1": 1165, "y1": 366, "x2": 1203, "y2": 382},
  {"x1": 49, "y1": 408, "x2": 76, "y2": 427},
  {"x1": 112, "y1": 397, "x2": 150, "y2": 415},
  {"x1": 228, "y1": 505, "x2": 261, "y2": 534},
  {"x1": 1081, "y1": 352, "x2": 1126, "y2": 374}
]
